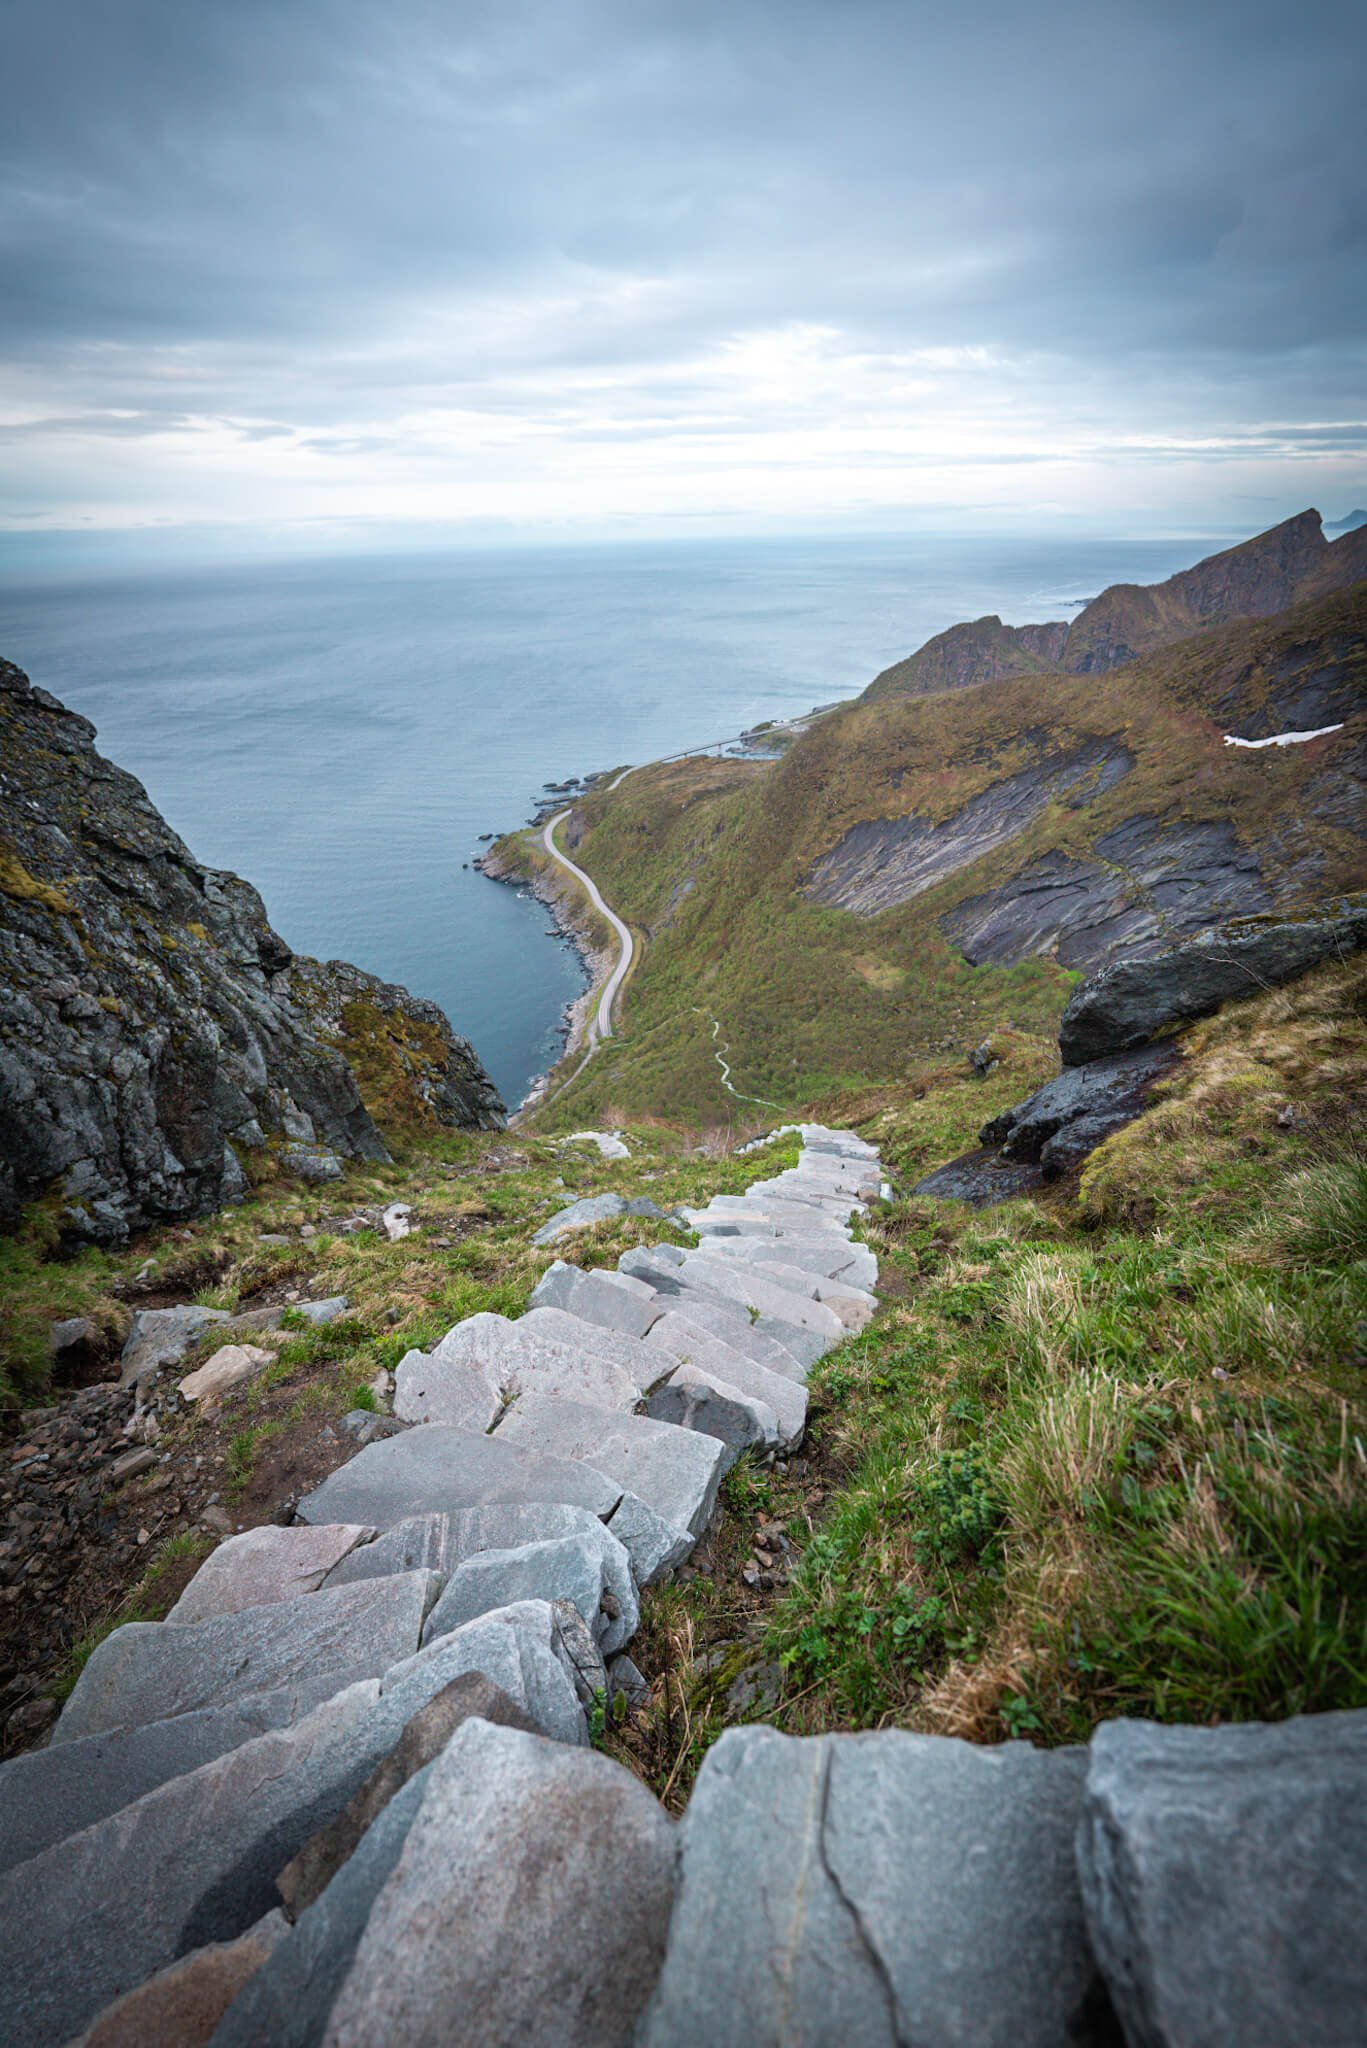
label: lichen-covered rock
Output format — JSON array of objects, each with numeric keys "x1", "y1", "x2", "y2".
[
  {"x1": 288, "y1": 955, "x2": 505, "y2": 1133},
  {"x1": 0, "y1": 658, "x2": 501, "y2": 1245}
]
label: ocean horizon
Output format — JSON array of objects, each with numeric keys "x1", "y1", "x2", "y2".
[{"x1": 0, "y1": 528, "x2": 1234, "y2": 1107}]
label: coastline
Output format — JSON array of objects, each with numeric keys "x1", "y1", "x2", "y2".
[{"x1": 477, "y1": 840, "x2": 612, "y2": 1111}]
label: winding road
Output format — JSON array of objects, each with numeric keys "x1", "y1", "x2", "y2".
[{"x1": 540, "y1": 807, "x2": 634, "y2": 1048}]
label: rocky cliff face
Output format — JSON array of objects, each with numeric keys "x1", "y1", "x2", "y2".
[
  {"x1": 0, "y1": 659, "x2": 503, "y2": 1245},
  {"x1": 864, "y1": 510, "x2": 1367, "y2": 702}
]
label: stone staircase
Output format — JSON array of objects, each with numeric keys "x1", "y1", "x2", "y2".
[{"x1": 1, "y1": 1120, "x2": 1358, "y2": 2046}]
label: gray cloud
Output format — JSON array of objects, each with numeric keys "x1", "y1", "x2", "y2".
[{"x1": 2, "y1": 0, "x2": 1364, "y2": 532}]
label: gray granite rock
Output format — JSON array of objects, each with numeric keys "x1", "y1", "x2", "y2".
[
  {"x1": 644, "y1": 1330, "x2": 806, "y2": 1445},
  {"x1": 0, "y1": 1679, "x2": 391, "y2": 2048},
  {"x1": 320, "y1": 1513, "x2": 452, "y2": 1585},
  {"x1": 378, "y1": 1598, "x2": 588, "y2": 1749},
  {"x1": 422, "y1": 1523, "x2": 639, "y2": 1654},
  {"x1": 407, "y1": 1306, "x2": 651, "y2": 1416},
  {"x1": 603, "y1": 1491, "x2": 696, "y2": 1585},
  {"x1": 296, "y1": 1421, "x2": 623, "y2": 1528},
  {"x1": 607, "y1": 1653, "x2": 651, "y2": 1711},
  {"x1": 276, "y1": 1672, "x2": 539, "y2": 1919},
  {"x1": 320, "y1": 1720, "x2": 677, "y2": 2048},
  {"x1": 0, "y1": 1691, "x2": 296, "y2": 1878},
  {"x1": 698, "y1": 1230, "x2": 874, "y2": 1286},
  {"x1": 120, "y1": 1305, "x2": 233, "y2": 1387},
  {"x1": 391, "y1": 1342, "x2": 504, "y2": 1429},
  {"x1": 644, "y1": 1365, "x2": 779, "y2": 1464},
  {"x1": 208, "y1": 1767, "x2": 436, "y2": 2048},
  {"x1": 640, "y1": 1724, "x2": 1106, "y2": 2048},
  {"x1": 645, "y1": 1303, "x2": 810, "y2": 1384},
  {"x1": 292, "y1": 1296, "x2": 349, "y2": 1326},
  {"x1": 529, "y1": 1260, "x2": 663, "y2": 1340},
  {"x1": 71, "y1": 1909, "x2": 291, "y2": 2048},
  {"x1": 531, "y1": 1192, "x2": 630, "y2": 1244},
  {"x1": 495, "y1": 1391, "x2": 726, "y2": 1539},
  {"x1": 168, "y1": 1524, "x2": 375, "y2": 1625},
  {"x1": 53, "y1": 1571, "x2": 440, "y2": 1744},
  {"x1": 1078, "y1": 1710, "x2": 1367, "y2": 2048}
]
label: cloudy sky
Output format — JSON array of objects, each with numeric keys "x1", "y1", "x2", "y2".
[{"x1": 3, "y1": 0, "x2": 1364, "y2": 545}]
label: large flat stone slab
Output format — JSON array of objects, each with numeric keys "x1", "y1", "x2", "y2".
[
  {"x1": 694, "y1": 1229, "x2": 871, "y2": 1284},
  {"x1": 320, "y1": 1512, "x2": 452, "y2": 1584},
  {"x1": 391, "y1": 1343, "x2": 503, "y2": 1430},
  {"x1": 168, "y1": 1524, "x2": 375, "y2": 1625},
  {"x1": 0, "y1": 1680, "x2": 390, "y2": 2048},
  {"x1": 422, "y1": 1523, "x2": 639, "y2": 1654},
  {"x1": 690, "y1": 1195, "x2": 852, "y2": 1235},
  {"x1": 53, "y1": 1571, "x2": 440, "y2": 1745},
  {"x1": 296, "y1": 1422, "x2": 624, "y2": 1528},
  {"x1": 377, "y1": 1598, "x2": 587, "y2": 1749},
  {"x1": 640, "y1": 1725, "x2": 1103, "y2": 2048},
  {"x1": 1078, "y1": 1710, "x2": 1367, "y2": 2048},
  {"x1": 643, "y1": 1298, "x2": 810, "y2": 1382},
  {"x1": 401, "y1": 1308, "x2": 661, "y2": 1421},
  {"x1": 495, "y1": 1391, "x2": 726, "y2": 1539},
  {"x1": 672, "y1": 1252, "x2": 845, "y2": 1344},
  {"x1": 642, "y1": 1323, "x2": 807, "y2": 1445},
  {"x1": 529, "y1": 1260, "x2": 663, "y2": 1341},
  {"x1": 0, "y1": 1692, "x2": 296, "y2": 1879},
  {"x1": 320, "y1": 1720, "x2": 677, "y2": 2048},
  {"x1": 72, "y1": 1909, "x2": 290, "y2": 2048}
]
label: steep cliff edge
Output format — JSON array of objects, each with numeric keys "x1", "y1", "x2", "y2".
[
  {"x1": 0, "y1": 659, "x2": 503, "y2": 1245},
  {"x1": 864, "y1": 509, "x2": 1367, "y2": 702}
]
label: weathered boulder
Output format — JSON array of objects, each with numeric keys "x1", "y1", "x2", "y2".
[
  {"x1": 981, "y1": 1040, "x2": 1180, "y2": 1170},
  {"x1": 494, "y1": 1391, "x2": 727, "y2": 1539},
  {"x1": 119, "y1": 1305, "x2": 234, "y2": 1388},
  {"x1": 1077, "y1": 1711, "x2": 1367, "y2": 2048},
  {"x1": 167, "y1": 1523, "x2": 375, "y2": 1625},
  {"x1": 640, "y1": 1724, "x2": 1107, "y2": 2048},
  {"x1": 531, "y1": 1192, "x2": 668, "y2": 1244},
  {"x1": 1059, "y1": 897, "x2": 1367, "y2": 1065},
  {"x1": 178, "y1": 1342, "x2": 276, "y2": 1405},
  {"x1": 53, "y1": 1570, "x2": 440, "y2": 1744},
  {"x1": 70, "y1": 1912, "x2": 290, "y2": 2048},
  {"x1": 0, "y1": 1691, "x2": 296, "y2": 1878},
  {"x1": 319, "y1": 1720, "x2": 677, "y2": 2048}
]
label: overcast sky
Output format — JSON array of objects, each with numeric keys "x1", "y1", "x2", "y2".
[{"x1": 3, "y1": 0, "x2": 1364, "y2": 545}]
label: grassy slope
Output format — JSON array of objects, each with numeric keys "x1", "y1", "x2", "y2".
[
  {"x1": 523, "y1": 586, "x2": 1366, "y2": 1130},
  {"x1": 606, "y1": 955, "x2": 1367, "y2": 1805}
]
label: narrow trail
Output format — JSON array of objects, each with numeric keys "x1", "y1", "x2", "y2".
[{"x1": 700, "y1": 1011, "x2": 783, "y2": 1110}]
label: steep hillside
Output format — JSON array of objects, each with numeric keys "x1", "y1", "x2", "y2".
[
  {"x1": 0, "y1": 658, "x2": 504, "y2": 1248},
  {"x1": 514, "y1": 584, "x2": 1365, "y2": 1127},
  {"x1": 864, "y1": 510, "x2": 1367, "y2": 702}
]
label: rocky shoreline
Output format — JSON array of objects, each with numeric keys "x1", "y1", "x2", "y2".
[{"x1": 476, "y1": 841, "x2": 612, "y2": 1111}]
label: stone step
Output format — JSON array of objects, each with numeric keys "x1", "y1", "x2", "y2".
[
  {"x1": 421, "y1": 1523, "x2": 639, "y2": 1655},
  {"x1": 296, "y1": 1426, "x2": 688, "y2": 1587},
  {"x1": 638, "y1": 1724, "x2": 1101, "y2": 2048},
  {"x1": 528, "y1": 1260, "x2": 663, "y2": 1341},
  {"x1": 621, "y1": 1250, "x2": 831, "y2": 1370},
  {"x1": 641, "y1": 1314, "x2": 808, "y2": 1441},
  {"x1": 644, "y1": 1368, "x2": 780, "y2": 1464},
  {"x1": 0, "y1": 1692, "x2": 297, "y2": 1880},
  {"x1": 672, "y1": 1252, "x2": 846, "y2": 1345},
  {"x1": 696, "y1": 1232, "x2": 878, "y2": 1291},
  {"x1": 396, "y1": 1310, "x2": 645, "y2": 1426},
  {"x1": 167, "y1": 1522, "x2": 376, "y2": 1626},
  {"x1": 53, "y1": 1570, "x2": 442, "y2": 1747},
  {"x1": 645, "y1": 1302, "x2": 809, "y2": 1384},
  {"x1": 707, "y1": 1253, "x2": 875, "y2": 1331},
  {"x1": 687, "y1": 1198, "x2": 854, "y2": 1238},
  {"x1": 494, "y1": 1392, "x2": 727, "y2": 1541},
  {"x1": 313, "y1": 1719, "x2": 676, "y2": 2048}
]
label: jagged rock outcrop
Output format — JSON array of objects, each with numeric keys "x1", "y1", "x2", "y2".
[
  {"x1": 864, "y1": 509, "x2": 1367, "y2": 701},
  {"x1": 289, "y1": 957, "x2": 505, "y2": 1133},
  {"x1": 0, "y1": 658, "x2": 503, "y2": 1245}
]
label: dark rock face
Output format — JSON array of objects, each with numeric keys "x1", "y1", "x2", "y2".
[
  {"x1": 864, "y1": 613, "x2": 1070, "y2": 703},
  {"x1": 982, "y1": 1041, "x2": 1180, "y2": 1174},
  {"x1": 942, "y1": 817, "x2": 1273, "y2": 972},
  {"x1": 0, "y1": 659, "x2": 500, "y2": 1244},
  {"x1": 1059, "y1": 897, "x2": 1367, "y2": 1066},
  {"x1": 289, "y1": 957, "x2": 505, "y2": 1132},
  {"x1": 805, "y1": 738, "x2": 1134, "y2": 917}
]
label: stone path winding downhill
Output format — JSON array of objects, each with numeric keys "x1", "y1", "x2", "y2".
[{"x1": 3, "y1": 1120, "x2": 1361, "y2": 2047}]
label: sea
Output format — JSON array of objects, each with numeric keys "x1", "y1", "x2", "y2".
[{"x1": 0, "y1": 530, "x2": 1232, "y2": 1108}]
